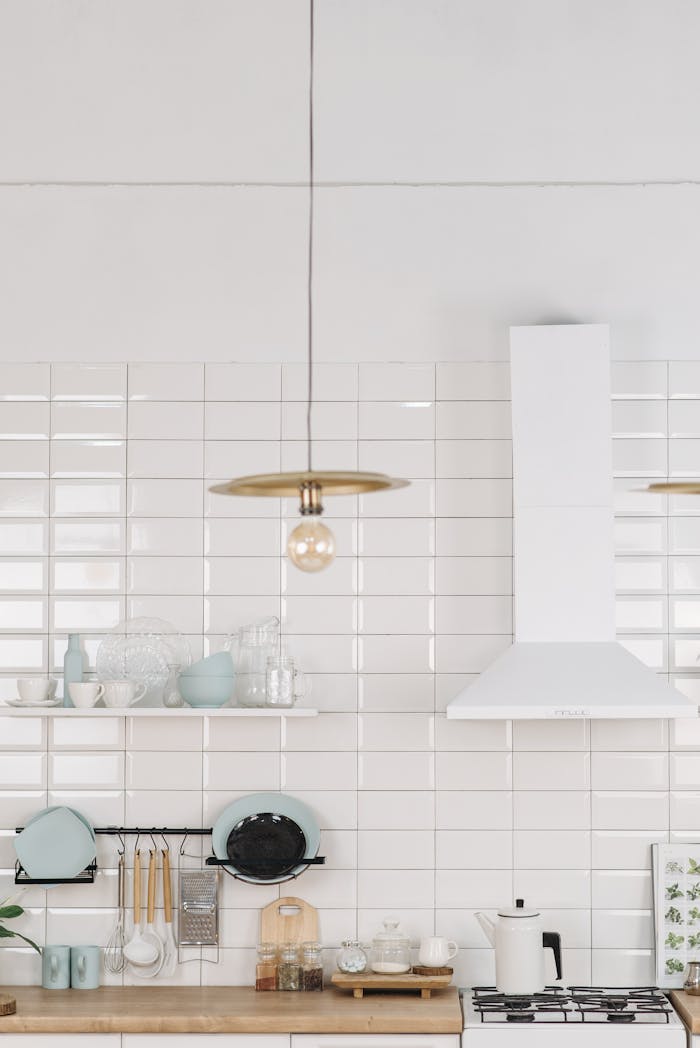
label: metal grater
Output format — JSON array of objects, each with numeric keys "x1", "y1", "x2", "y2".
[{"x1": 178, "y1": 869, "x2": 219, "y2": 946}]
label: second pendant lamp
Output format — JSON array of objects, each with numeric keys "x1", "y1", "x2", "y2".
[{"x1": 209, "y1": 0, "x2": 409, "y2": 572}]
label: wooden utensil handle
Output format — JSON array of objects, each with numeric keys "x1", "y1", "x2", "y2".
[
  {"x1": 133, "y1": 850, "x2": 141, "y2": 925},
  {"x1": 162, "y1": 848, "x2": 172, "y2": 924},
  {"x1": 147, "y1": 849, "x2": 156, "y2": 924}
]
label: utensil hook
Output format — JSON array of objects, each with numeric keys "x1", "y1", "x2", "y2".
[{"x1": 116, "y1": 830, "x2": 125, "y2": 856}]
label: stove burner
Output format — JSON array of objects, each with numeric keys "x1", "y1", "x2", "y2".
[{"x1": 470, "y1": 985, "x2": 674, "y2": 1025}]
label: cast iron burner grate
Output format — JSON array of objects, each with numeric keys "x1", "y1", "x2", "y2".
[
  {"x1": 472, "y1": 986, "x2": 573, "y2": 1024},
  {"x1": 568, "y1": 986, "x2": 673, "y2": 1024},
  {"x1": 471, "y1": 986, "x2": 673, "y2": 1025}
]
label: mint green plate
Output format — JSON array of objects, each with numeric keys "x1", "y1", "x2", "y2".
[{"x1": 15, "y1": 807, "x2": 96, "y2": 881}]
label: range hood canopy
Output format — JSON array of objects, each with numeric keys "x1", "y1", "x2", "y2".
[{"x1": 447, "y1": 324, "x2": 696, "y2": 720}]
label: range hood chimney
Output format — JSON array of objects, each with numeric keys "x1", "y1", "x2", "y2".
[{"x1": 447, "y1": 323, "x2": 696, "y2": 720}]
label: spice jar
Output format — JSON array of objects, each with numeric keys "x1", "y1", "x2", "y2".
[
  {"x1": 301, "y1": 940, "x2": 324, "y2": 991},
  {"x1": 255, "y1": 942, "x2": 278, "y2": 991},
  {"x1": 336, "y1": 940, "x2": 367, "y2": 974},
  {"x1": 369, "y1": 917, "x2": 411, "y2": 974},
  {"x1": 277, "y1": 941, "x2": 302, "y2": 991}
]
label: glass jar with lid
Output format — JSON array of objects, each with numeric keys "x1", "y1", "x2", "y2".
[
  {"x1": 255, "y1": 942, "x2": 278, "y2": 991},
  {"x1": 277, "y1": 941, "x2": 302, "y2": 991},
  {"x1": 336, "y1": 940, "x2": 368, "y2": 974},
  {"x1": 301, "y1": 940, "x2": 323, "y2": 991},
  {"x1": 369, "y1": 917, "x2": 411, "y2": 974}
]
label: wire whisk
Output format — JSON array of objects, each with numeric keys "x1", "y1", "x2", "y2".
[{"x1": 104, "y1": 851, "x2": 126, "y2": 974}]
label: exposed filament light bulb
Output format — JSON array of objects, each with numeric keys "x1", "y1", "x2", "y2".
[{"x1": 287, "y1": 481, "x2": 336, "y2": 573}]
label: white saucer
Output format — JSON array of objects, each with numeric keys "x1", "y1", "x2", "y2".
[{"x1": 7, "y1": 698, "x2": 61, "y2": 708}]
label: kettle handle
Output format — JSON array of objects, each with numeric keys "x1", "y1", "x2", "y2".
[{"x1": 543, "y1": 932, "x2": 562, "y2": 980}]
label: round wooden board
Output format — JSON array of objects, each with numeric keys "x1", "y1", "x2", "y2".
[
  {"x1": 0, "y1": 993, "x2": 17, "y2": 1015},
  {"x1": 412, "y1": 966, "x2": 453, "y2": 977}
]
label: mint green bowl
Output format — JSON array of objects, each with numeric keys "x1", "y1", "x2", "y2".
[
  {"x1": 180, "y1": 652, "x2": 234, "y2": 678},
  {"x1": 177, "y1": 674, "x2": 234, "y2": 708}
]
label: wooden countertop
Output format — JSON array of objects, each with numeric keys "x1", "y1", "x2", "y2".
[
  {"x1": 0, "y1": 986, "x2": 464, "y2": 1034},
  {"x1": 671, "y1": 990, "x2": 700, "y2": 1032}
]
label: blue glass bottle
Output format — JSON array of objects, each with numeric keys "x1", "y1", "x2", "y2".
[{"x1": 63, "y1": 633, "x2": 85, "y2": 707}]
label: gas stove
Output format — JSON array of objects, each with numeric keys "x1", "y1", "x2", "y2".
[{"x1": 462, "y1": 986, "x2": 686, "y2": 1045}]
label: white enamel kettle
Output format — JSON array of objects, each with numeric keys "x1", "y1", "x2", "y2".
[{"x1": 475, "y1": 899, "x2": 562, "y2": 995}]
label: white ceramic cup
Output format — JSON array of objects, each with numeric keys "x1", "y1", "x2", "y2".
[
  {"x1": 68, "y1": 681, "x2": 105, "y2": 708},
  {"x1": 418, "y1": 936, "x2": 459, "y2": 968},
  {"x1": 102, "y1": 680, "x2": 147, "y2": 708},
  {"x1": 17, "y1": 677, "x2": 57, "y2": 703}
]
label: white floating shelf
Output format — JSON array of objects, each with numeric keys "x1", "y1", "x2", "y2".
[{"x1": 0, "y1": 705, "x2": 318, "y2": 718}]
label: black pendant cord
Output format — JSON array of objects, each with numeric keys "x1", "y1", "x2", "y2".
[{"x1": 306, "y1": 0, "x2": 314, "y2": 473}]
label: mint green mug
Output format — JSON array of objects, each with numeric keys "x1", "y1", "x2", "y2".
[
  {"x1": 42, "y1": 945, "x2": 71, "y2": 989},
  {"x1": 70, "y1": 945, "x2": 100, "y2": 989}
]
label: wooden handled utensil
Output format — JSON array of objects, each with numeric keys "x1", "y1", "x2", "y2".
[{"x1": 160, "y1": 848, "x2": 177, "y2": 976}]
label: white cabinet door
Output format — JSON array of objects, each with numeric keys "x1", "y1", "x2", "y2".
[
  {"x1": 0, "y1": 1038, "x2": 120, "y2": 1048},
  {"x1": 124, "y1": 1037, "x2": 289, "y2": 1048},
  {"x1": 291, "y1": 1036, "x2": 460, "y2": 1048}
]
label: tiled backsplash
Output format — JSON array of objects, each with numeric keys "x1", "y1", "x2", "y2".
[{"x1": 0, "y1": 359, "x2": 699, "y2": 988}]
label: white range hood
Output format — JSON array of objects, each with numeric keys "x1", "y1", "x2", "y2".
[{"x1": 447, "y1": 323, "x2": 696, "y2": 720}]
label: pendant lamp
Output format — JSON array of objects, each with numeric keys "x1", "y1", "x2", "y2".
[{"x1": 210, "y1": 0, "x2": 408, "y2": 571}]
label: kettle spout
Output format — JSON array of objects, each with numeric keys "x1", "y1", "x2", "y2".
[{"x1": 475, "y1": 911, "x2": 495, "y2": 946}]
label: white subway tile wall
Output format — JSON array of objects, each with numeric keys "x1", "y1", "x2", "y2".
[{"x1": 0, "y1": 359, "x2": 696, "y2": 990}]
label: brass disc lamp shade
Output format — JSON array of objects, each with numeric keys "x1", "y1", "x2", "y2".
[
  {"x1": 646, "y1": 482, "x2": 700, "y2": 494},
  {"x1": 208, "y1": 1, "x2": 408, "y2": 571},
  {"x1": 209, "y1": 472, "x2": 409, "y2": 498}
]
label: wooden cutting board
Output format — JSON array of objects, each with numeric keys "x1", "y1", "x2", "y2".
[{"x1": 260, "y1": 897, "x2": 318, "y2": 946}]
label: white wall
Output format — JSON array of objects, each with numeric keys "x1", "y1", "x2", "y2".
[
  {"x1": 1, "y1": 1, "x2": 700, "y2": 361},
  {"x1": 2, "y1": 0, "x2": 700, "y2": 993},
  {"x1": 0, "y1": 357, "x2": 698, "y2": 992}
]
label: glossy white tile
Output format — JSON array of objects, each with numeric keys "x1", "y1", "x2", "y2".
[
  {"x1": 51, "y1": 402, "x2": 125, "y2": 440},
  {"x1": 127, "y1": 401, "x2": 204, "y2": 441},
  {"x1": 437, "y1": 752, "x2": 511, "y2": 790},
  {"x1": 514, "y1": 791, "x2": 591, "y2": 830},
  {"x1": 0, "y1": 363, "x2": 50, "y2": 400},
  {"x1": 0, "y1": 403, "x2": 50, "y2": 440},
  {"x1": 513, "y1": 720, "x2": 589, "y2": 751},
  {"x1": 592, "y1": 790, "x2": 669, "y2": 829},
  {"x1": 128, "y1": 363, "x2": 204, "y2": 401},
  {"x1": 358, "y1": 829, "x2": 435, "y2": 869},
  {"x1": 358, "y1": 790, "x2": 435, "y2": 830},
  {"x1": 359, "y1": 751, "x2": 433, "y2": 790},
  {"x1": 127, "y1": 439, "x2": 203, "y2": 478},
  {"x1": 52, "y1": 363, "x2": 126, "y2": 401},
  {"x1": 0, "y1": 440, "x2": 50, "y2": 478},
  {"x1": 437, "y1": 401, "x2": 511, "y2": 439},
  {"x1": 49, "y1": 752, "x2": 123, "y2": 789},
  {"x1": 436, "y1": 363, "x2": 511, "y2": 401},
  {"x1": 513, "y1": 751, "x2": 590, "y2": 790},
  {"x1": 514, "y1": 831, "x2": 591, "y2": 870},
  {"x1": 592, "y1": 870, "x2": 653, "y2": 909}
]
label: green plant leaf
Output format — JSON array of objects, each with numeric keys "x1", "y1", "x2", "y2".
[
  {"x1": 0, "y1": 905, "x2": 24, "y2": 919},
  {"x1": 0, "y1": 926, "x2": 40, "y2": 952}
]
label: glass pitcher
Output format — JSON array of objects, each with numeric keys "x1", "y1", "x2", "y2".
[{"x1": 229, "y1": 616, "x2": 280, "y2": 708}]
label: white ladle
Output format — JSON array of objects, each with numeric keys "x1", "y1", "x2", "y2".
[
  {"x1": 159, "y1": 848, "x2": 178, "y2": 976},
  {"x1": 123, "y1": 849, "x2": 159, "y2": 968},
  {"x1": 131, "y1": 849, "x2": 164, "y2": 978}
]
